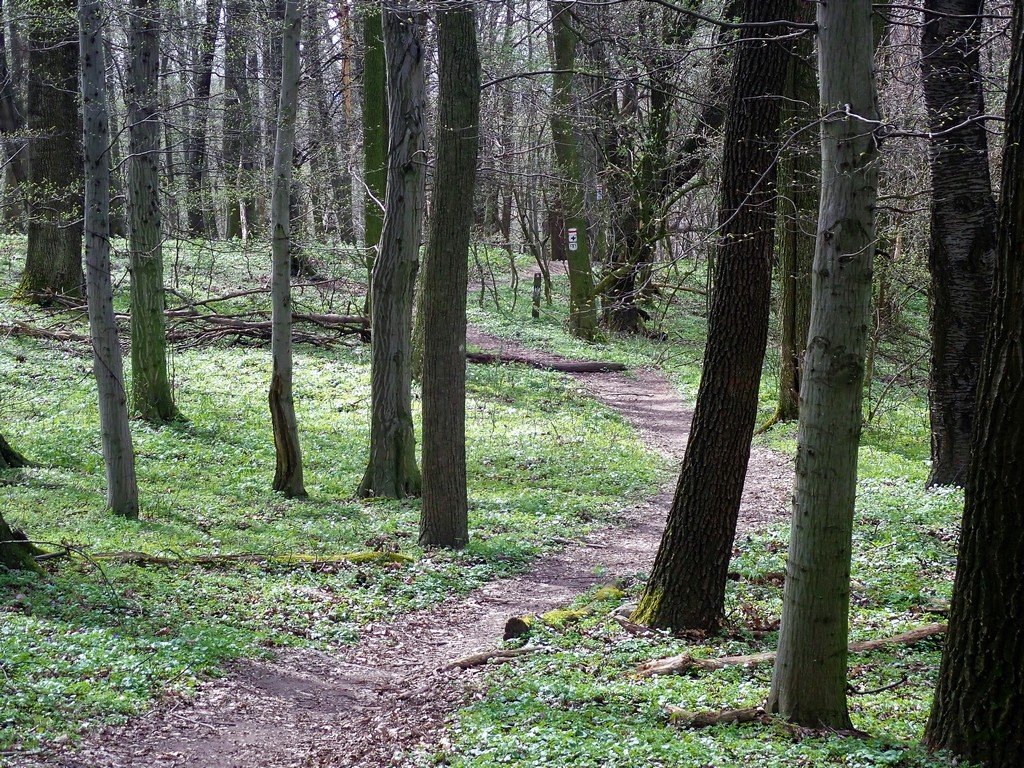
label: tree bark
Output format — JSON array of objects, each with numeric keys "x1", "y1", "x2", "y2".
[
  {"x1": 184, "y1": 0, "x2": 221, "y2": 237},
  {"x1": 419, "y1": 2, "x2": 480, "y2": 549},
  {"x1": 924, "y1": 5, "x2": 1024, "y2": 764},
  {"x1": 921, "y1": 0, "x2": 996, "y2": 488},
  {"x1": 362, "y1": 8, "x2": 387, "y2": 287},
  {"x1": 767, "y1": 0, "x2": 880, "y2": 729},
  {"x1": 548, "y1": 0, "x2": 598, "y2": 340},
  {"x1": 774, "y1": 2, "x2": 817, "y2": 423},
  {"x1": 629, "y1": 0, "x2": 794, "y2": 633},
  {"x1": 17, "y1": 0, "x2": 83, "y2": 302},
  {"x1": 126, "y1": 0, "x2": 176, "y2": 423},
  {"x1": 80, "y1": 0, "x2": 140, "y2": 519},
  {"x1": 268, "y1": 0, "x2": 306, "y2": 499},
  {"x1": 357, "y1": 4, "x2": 424, "y2": 499}
]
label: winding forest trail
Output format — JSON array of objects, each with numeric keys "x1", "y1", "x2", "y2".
[{"x1": 30, "y1": 330, "x2": 793, "y2": 768}]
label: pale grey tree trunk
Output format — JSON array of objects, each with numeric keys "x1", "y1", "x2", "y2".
[
  {"x1": 357, "y1": 4, "x2": 424, "y2": 499},
  {"x1": 768, "y1": 0, "x2": 880, "y2": 728},
  {"x1": 80, "y1": 0, "x2": 140, "y2": 519},
  {"x1": 126, "y1": 0, "x2": 176, "y2": 423},
  {"x1": 268, "y1": 0, "x2": 306, "y2": 498}
]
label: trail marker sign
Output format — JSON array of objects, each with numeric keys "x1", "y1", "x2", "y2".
[{"x1": 567, "y1": 227, "x2": 579, "y2": 252}]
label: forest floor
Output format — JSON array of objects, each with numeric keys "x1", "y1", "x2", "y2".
[
  {"x1": 18, "y1": 324, "x2": 792, "y2": 767},
  {"x1": 1, "y1": 243, "x2": 966, "y2": 767}
]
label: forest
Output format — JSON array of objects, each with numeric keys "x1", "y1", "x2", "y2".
[{"x1": 0, "y1": 0, "x2": 1022, "y2": 765}]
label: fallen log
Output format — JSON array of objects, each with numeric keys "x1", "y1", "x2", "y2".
[
  {"x1": 466, "y1": 351, "x2": 626, "y2": 373},
  {"x1": 636, "y1": 623, "x2": 947, "y2": 678},
  {"x1": 665, "y1": 706, "x2": 768, "y2": 728},
  {"x1": 448, "y1": 646, "x2": 542, "y2": 670}
]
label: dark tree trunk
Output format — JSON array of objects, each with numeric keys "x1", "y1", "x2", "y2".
[
  {"x1": 357, "y1": 4, "x2": 424, "y2": 500},
  {"x1": 17, "y1": 0, "x2": 83, "y2": 302},
  {"x1": 0, "y1": 434, "x2": 35, "y2": 570},
  {"x1": 921, "y1": 0, "x2": 996, "y2": 488},
  {"x1": 81, "y1": 0, "x2": 140, "y2": 519},
  {"x1": 774, "y1": 1, "x2": 817, "y2": 423},
  {"x1": 362, "y1": 8, "x2": 387, "y2": 282},
  {"x1": 184, "y1": 0, "x2": 221, "y2": 237},
  {"x1": 419, "y1": 2, "x2": 480, "y2": 549},
  {"x1": 126, "y1": 0, "x2": 176, "y2": 423},
  {"x1": 924, "y1": 5, "x2": 1024, "y2": 764},
  {"x1": 630, "y1": 0, "x2": 794, "y2": 632}
]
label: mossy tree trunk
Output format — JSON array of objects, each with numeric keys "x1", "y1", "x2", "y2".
[
  {"x1": 767, "y1": 0, "x2": 880, "y2": 729},
  {"x1": 362, "y1": 8, "x2": 387, "y2": 291},
  {"x1": 774, "y1": 1, "x2": 817, "y2": 423},
  {"x1": 268, "y1": 0, "x2": 306, "y2": 499},
  {"x1": 126, "y1": 0, "x2": 176, "y2": 423},
  {"x1": 80, "y1": 0, "x2": 140, "y2": 519},
  {"x1": 629, "y1": 0, "x2": 794, "y2": 632},
  {"x1": 419, "y1": 2, "x2": 480, "y2": 549},
  {"x1": 18, "y1": 0, "x2": 83, "y2": 302},
  {"x1": 548, "y1": 0, "x2": 597, "y2": 340},
  {"x1": 921, "y1": 0, "x2": 996, "y2": 488},
  {"x1": 924, "y1": 5, "x2": 1024, "y2": 764},
  {"x1": 357, "y1": 3, "x2": 424, "y2": 500}
]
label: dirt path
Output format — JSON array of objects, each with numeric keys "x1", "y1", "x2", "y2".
[{"x1": 25, "y1": 331, "x2": 793, "y2": 768}]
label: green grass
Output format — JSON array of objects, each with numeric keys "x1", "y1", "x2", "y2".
[{"x1": 0, "y1": 236, "x2": 667, "y2": 752}]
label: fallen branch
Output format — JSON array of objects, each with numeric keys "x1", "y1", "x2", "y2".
[
  {"x1": 467, "y1": 351, "x2": 626, "y2": 373},
  {"x1": 448, "y1": 646, "x2": 543, "y2": 670},
  {"x1": 636, "y1": 623, "x2": 946, "y2": 678},
  {"x1": 84, "y1": 549, "x2": 414, "y2": 568}
]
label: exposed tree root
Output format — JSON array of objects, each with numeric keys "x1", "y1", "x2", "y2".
[
  {"x1": 636, "y1": 623, "x2": 946, "y2": 678},
  {"x1": 447, "y1": 646, "x2": 543, "y2": 670}
]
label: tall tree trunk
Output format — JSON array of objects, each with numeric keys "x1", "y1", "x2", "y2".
[
  {"x1": 126, "y1": 0, "x2": 176, "y2": 423},
  {"x1": 17, "y1": 0, "x2": 83, "y2": 302},
  {"x1": 629, "y1": 0, "x2": 794, "y2": 632},
  {"x1": 80, "y1": 0, "x2": 140, "y2": 519},
  {"x1": 548, "y1": 0, "x2": 597, "y2": 340},
  {"x1": 774, "y1": 2, "x2": 817, "y2": 423},
  {"x1": 184, "y1": 0, "x2": 221, "y2": 237},
  {"x1": 362, "y1": 8, "x2": 387, "y2": 289},
  {"x1": 357, "y1": 4, "x2": 424, "y2": 500},
  {"x1": 924, "y1": 5, "x2": 1024, "y2": 764},
  {"x1": 419, "y1": 2, "x2": 480, "y2": 549},
  {"x1": 268, "y1": 0, "x2": 306, "y2": 499},
  {"x1": 921, "y1": 0, "x2": 996, "y2": 488},
  {"x1": 0, "y1": 0, "x2": 26, "y2": 188},
  {"x1": 223, "y1": 0, "x2": 257, "y2": 240},
  {"x1": 767, "y1": 0, "x2": 880, "y2": 729}
]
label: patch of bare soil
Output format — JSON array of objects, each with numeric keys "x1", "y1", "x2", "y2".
[{"x1": 20, "y1": 331, "x2": 793, "y2": 768}]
